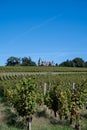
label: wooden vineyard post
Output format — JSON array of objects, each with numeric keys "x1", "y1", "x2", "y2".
[
  {"x1": 70, "y1": 83, "x2": 76, "y2": 127},
  {"x1": 44, "y1": 83, "x2": 47, "y2": 96},
  {"x1": 26, "y1": 116, "x2": 32, "y2": 130}
]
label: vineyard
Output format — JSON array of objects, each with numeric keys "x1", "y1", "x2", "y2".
[
  {"x1": 0, "y1": 67, "x2": 87, "y2": 130},
  {"x1": 0, "y1": 66, "x2": 87, "y2": 72}
]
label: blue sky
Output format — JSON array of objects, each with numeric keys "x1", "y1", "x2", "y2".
[{"x1": 0, "y1": 0, "x2": 87, "y2": 65}]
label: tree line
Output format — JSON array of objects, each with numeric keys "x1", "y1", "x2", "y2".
[
  {"x1": 59, "y1": 57, "x2": 87, "y2": 67},
  {"x1": 5, "y1": 56, "x2": 87, "y2": 67},
  {"x1": 6, "y1": 56, "x2": 36, "y2": 66}
]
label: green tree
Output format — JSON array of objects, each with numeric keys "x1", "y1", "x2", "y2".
[
  {"x1": 21, "y1": 57, "x2": 36, "y2": 66},
  {"x1": 59, "y1": 60, "x2": 73, "y2": 67},
  {"x1": 85, "y1": 61, "x2": 87, "y2": 67},
  {"x1": 72, "y1": 57, "x2": 85, "y2": 67},
  {"x1": 6, "y1": 56, "x2": 20, "y2": 66},
  {"x1": 59, "y1": 57, "x2": 85, "y2": 67}
]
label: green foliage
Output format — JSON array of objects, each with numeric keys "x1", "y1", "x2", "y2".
[
  {"x1": 1, "y1": 66, "x2": 87, "y2": 72},
  {"x1": 21, "y1": 57, "x2": 36, "y2": 66},
  {"x1": 72, "y1": 57, "x2": 85, "y2": 67},
  {"x1": 36, "y1": 85, "x2": 44, "y2": 106},
  {"x1": 1, "y1": 73, "x2": 87, "y2": 129},
  {"x1": 6, "y1": 56, "x2": 21, "y2": 66},
  {"x1": 7, "y1": 76, "x2": 37, "y2": 117},
  {"x1": 5, "y1": 56, "x2": 36, "y2": 66},
  {"x1": 69, "y1": 80, "x2": 87, "y2": 112},
  {"x1": 45, "y1": 84, "x2": 69, "y2": 118},
  {"x1": 59, "y1": 57, "x2": 85, "y2": 67},
  {"x1": 44, "y1": 78, "x2": 87, "y2": 129}
]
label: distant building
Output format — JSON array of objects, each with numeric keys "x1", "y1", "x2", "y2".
[{"x1": 38, "y1": 58, "x2": 55, "y2": 66}]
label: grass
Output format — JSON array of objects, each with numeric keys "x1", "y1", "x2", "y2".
[
  {"x1": 0, "y1": 122, "x2": 73, "y2": 130},
  {"x1": 31, "y1": 116, "x2": 73, "y2": 130},
  {"x1": 0, "y1": 123, "x2": 24, "y2": 130},
  {"x1": 0, "y1": 124, "x2": 71, "y2": 130},
  {"x1": 0, "y1": 95, "x2": 73, "y2": 130},
  {"x1": 0, "y1": 91, "x2": 87, "y2": 130}
]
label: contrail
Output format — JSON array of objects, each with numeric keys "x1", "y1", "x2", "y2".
[
  {"x1": 9, "y1": 14, "x2": 62, "y2": 44},
  {"x1": 22, "y1": 14, "x2": 61, "y2": 34}
]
